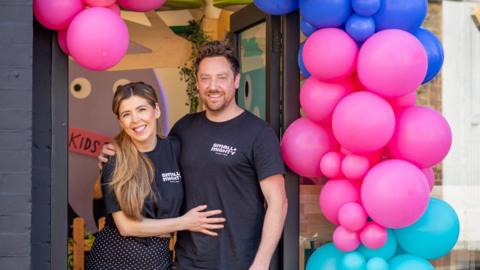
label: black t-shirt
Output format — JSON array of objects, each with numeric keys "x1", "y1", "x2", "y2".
[
  {"x1": 101, "y1": 136, "x2": 184, "y2": 229},
  {"x1": 170, "y1": 111, "x2": 285, "y2": 270}
]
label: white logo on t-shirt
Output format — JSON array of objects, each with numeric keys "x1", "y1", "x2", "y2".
[
  {"x1": 210, "y1": 143, "x2": 237, "y2": 156},
  {"x1": 161, "y1": 172, "x2": 181, "y2": 183}
]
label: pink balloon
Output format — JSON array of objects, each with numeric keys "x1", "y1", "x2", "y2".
[
  {"x1": 106, "y1": 3, "x2": 121, "y2": 14},
  {"x1": 388, "y1": 106, "x2": 452, "y2": 168},
  {"x1": 303, "y1": 28, "x2": 358, "y2": 81},
  {"x1": 117, "y1": 0, "x2": 166, "y2": 11},
  {"x1": 33, "y1": 0, "x2": 84, "y2": 30},
  {"x1": 83, "y1": 0, "x2": 116, "y2": 7},
  {"x1": 67, "y1": 8, "x2": 129, "y2": 71},
  {"x1": 281, "y1": 118, "x2": 335, "y2": 178},
  {"x1": 300, "y1": 77, "x2": 349, "y2": 124},
  {"x1": 57, "y1": 30, "x2": 69, "y2": 55},
  {"x1": 338, "y1": 202, "x2": 367, "y2": 231},
  {"x1": 387, "y1": 92, "x2": 416, "y2": 113},
  {"x1": 422, "y1": 167, "x2": 435, "y2": 192},
  {"x1": 360, "y1": 222, "x2": 388, "y2": 249},
  {"x1": 361, "y1": 160, "x2": 430, "y2": 228},
  {"x1": 320, "y1": 152, "x2": 344, "y2": 179},
  {"x1": 358, "y1": 29, "x2": 428, "y2": 98},
  {"x1": 342, "y1": 154, "x2": 370, "y2": 180},
  {"x1": 333, "y1": 226, "x2": 361, "y2": 252},
  {"x1": 319, "y1": 179, "x2": 360, "y2": 224},
  {"x1": 332, "y1": 91, "x2": 395, "y2": 153}
]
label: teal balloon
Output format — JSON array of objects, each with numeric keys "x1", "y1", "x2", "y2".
[
  {"x1": 340, "y1": 252, "x2": 366, "y2": 270},
  {"x1": 306, "y1": 243, "x2": 345, "y2": 270},
  {"x1": 389, "y1": 254, "x2": 434, "y2": 270},
  {"x1": 394, "y1": 197, "x2": 460, "y2": 259},
  {"x1": 358, "y1": 229, "x2": 397, "y2": 260},
  {"x1": 366, "y1": 257, "x2": 389, "y2": 270}
]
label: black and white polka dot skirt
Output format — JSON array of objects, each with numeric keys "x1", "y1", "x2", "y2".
[{"x1": 86, "y1": 224, "x2": 172, "y2": 270}]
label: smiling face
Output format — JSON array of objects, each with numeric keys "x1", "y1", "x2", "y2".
[{"x1": 117, "y1": 95, "x2": 160, "y2": 152}]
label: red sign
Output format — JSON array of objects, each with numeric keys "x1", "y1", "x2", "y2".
[{"x1": 69, "y1": 127, "x2": 112, "y2": 158}]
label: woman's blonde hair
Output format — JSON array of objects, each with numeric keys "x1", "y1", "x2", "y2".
[{"x1": 110, "y1": 82, "x2": 159, "y2": 220}]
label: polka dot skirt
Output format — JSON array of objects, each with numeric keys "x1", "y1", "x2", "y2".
[{"x1": 86, "y1": 225, "x2": 172, "y2": 270}]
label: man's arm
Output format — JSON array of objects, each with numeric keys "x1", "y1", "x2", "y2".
[{"x1": 249, "y1": 174, "x2": 288, "y2": 270}]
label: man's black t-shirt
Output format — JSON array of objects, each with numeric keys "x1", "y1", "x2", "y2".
[{"x1": 170, "y1": 111, "x2": 285, "y2": 270}]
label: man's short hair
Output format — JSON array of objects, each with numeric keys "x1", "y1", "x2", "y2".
[{"x1": 194, "y1": 41, "x2": 240, "y2": 77}]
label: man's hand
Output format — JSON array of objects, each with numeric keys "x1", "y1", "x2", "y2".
[{"x1": 97, "y1": 143, "x2": 116, "y2": 170}]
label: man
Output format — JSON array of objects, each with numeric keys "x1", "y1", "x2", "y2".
[{"x1": 99, "y1": 41, "x2": 287, "y2": 270}]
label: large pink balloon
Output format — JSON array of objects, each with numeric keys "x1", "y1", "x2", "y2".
[
  {"x1": 338, "y1": 202, "x2": 367, "y2": 231},
  {"x1": 388, "y1": 106, "x2": 452, "y2": 168},
  {"x1": 83, "y1": 0, "x2": 116, "y2": 7},
  {"x1": 303, "y1": 28, "x2": 358, "y2": 81},
  {"x1": 361, "y1": 160, "x2": 430, "y2": 228},
  {"x1": 33, "y1": 0, "x2": 84, "y2": 30},
  {"x1": 360, "y1": 222, "x2": 387, "y2": 249},
  {"x1": 300, "y1": 77, "x2": 350, "y2": 124},
  {"x1": 333, "y1": 226, "x2": 361, "y2": 252},
  {"x1": 332, "y1": 91, "x2": 395, "y2": 153},
  {"x1": 117, "y1": 0, "x2": 166, "y2": 11},
  {"x1": 67, "y1": 8, "x2": 129, "y2": 71},
  {"x1": 281, "y1": 118, "x2": 334, "y2": 177},
  {"x1": 319, "y1": 179, "x2": 360, "y2": 224},
  {"x1": 358, "y1": 29, "x2": 428, "y2": 98}
]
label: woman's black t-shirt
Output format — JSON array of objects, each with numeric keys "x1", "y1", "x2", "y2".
[{"x1": 101, "y1": 136, "x2": 184, "y2": 228}]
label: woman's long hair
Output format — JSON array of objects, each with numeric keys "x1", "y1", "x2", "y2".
[{"x1": 110, "y1": 82, "x2": 159, "y2": 220}]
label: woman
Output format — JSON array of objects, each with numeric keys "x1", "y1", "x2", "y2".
[{"x1": 86, "y1": 82, "x2": 225, "y2": 270}]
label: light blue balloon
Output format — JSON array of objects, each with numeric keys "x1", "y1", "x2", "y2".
[
  {"x1": 300, "y1": 0, "x2": 351, "y2": 29},
  {"x1": 298, "y1": 43, "x2": 311, "y2": 77},
  {"x1": 389, "y1": 254, "x2": 434, "y2": 270},
  {"x1": 306, "y1": 243, "x2": 345, "y2": 270},
  {"x1": 394, "y1": 197, "x2": 460, "y2": 260},
  {"x1": 301, "y1": 18, "x2": 318, "y2": 37},
  {"x1": 373, "y1": 0, "x2": 427, "y2": 33},
  {"x1": 414, "y1": 28, "x2": 444, "y2": 84},
  {"x1": 358, "y1": 229, "x2": 397, "y2": 260},
  {"x1": 366, "y1": 257, "x2": 389, "y2": 270},
  {"x1": 345, "y1": 15, "x2": 375, "y2": 42},
  {"x1": 340, "y1": 252, "x2": 366, "y2": 270},
  {"x1": 352, "y1": 0, "x2": 381, "y2": 17}
]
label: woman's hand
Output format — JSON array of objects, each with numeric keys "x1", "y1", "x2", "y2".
[
  {"x1": 97, "y1": 143, "x2": 116, "y2": 170},
  {"x1": 181, "y1": 205, "x2": 225, "y2": 236}
]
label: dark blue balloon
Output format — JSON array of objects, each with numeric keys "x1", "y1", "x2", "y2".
[
  {"x1": 298, "y1": 43, "x2": 311, "y2": 77},
  {"x1": 352, "y1": 0, "x2": 381, "y2": 17},
  {"x1": 414, "y1": 28, "x2": 444, "y2": 83},
  {"x1": 345, "y1": 15, "x2": 375, "y2": 42},
  {"x1": 253, "y1": 0, "x2": 298, "y2": 15},
  {"x1": 301, "y1": 18, "x2": 318, "y2": 37},
  {"x1": 373, "y1": 0, "x2": 427, "y2": 33},
  {"x1": 300, "y1": 0, "x2": 351, "y2": 29}
]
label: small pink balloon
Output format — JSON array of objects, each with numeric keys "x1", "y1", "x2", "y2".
[
  {"x1": 332, "y1": 91, "x2": 395, "y2": 153},
  {"x1": 360, "y1": 222, "x2": 388, "y2": 249},
  {"x1": 300, "y1": 77, "x2": 349, "y2": 124},
  {"x1": 387, "y1": 92, "x2": 416, "y2": 113},
  {"x1": 333, "y1": 226, "x2": 361, "y2": 252},
  {"x1": 57, "y1": 30, "x2": 69, "y2": 55},
  {"x1": 388, "y1": 106, "x2": 452, "y2": 168},
  {"x1": 82, "y1": 0, "x2": 116, "y2": 7},
  {"x1": 342, "y1": 154, "x2": 370, "y2": 180},
  {"x1": 303, "y1": 28, "x2": 358, "y2": 81},
  {"x1": 358, "y1": 29, "x2": 428, "y2": 98},
  {"x1": 281, "y1": 118, "x2": 335, "y2": 178},
  {"x1": 320, "y1": 152, "x2": 344, "y2": 179},
  {"x1": 361, "y1": 160, "x2": 430, "y2": 228},
  {"x1": 338, "y1": 202, "x2": 367, "y2": 231},
  {"x1": 34, "y1": 0, "x2": 84, "y2": 30},
  {"x1": 117, "y1": 0, "x2": 166, "y2": 11},
  {"x1": 319, "y1": 179, "x2": 360, "y2": 224},
  {"x1": 67, "y1": 8, "x2": 129, "y2": 71},
  {"x1": 106, "y1": 3, "x2": 121, "y2": 14},
  {"x1": 422, "y1": 167, "x2": 435, "y2": 192}
]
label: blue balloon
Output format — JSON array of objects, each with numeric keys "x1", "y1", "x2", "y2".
[
  {"x1": 301, "y1": 18, "x2": 318, "y2": 37},
  {"x1": 373, "y1": 0, "x2": 428, "y2": 33},
  {"x1": 389, "y1": 254, "x2": 434, "y2": 270},
  {"x1": 394, "y1": 197, "x2": 460, "y2": 260},
  {"x1": 306, "y1": 243, "x2": 345, "y2": 270},
  {"x1": 300, "y1": 0, "x2": 351, "y2": 29},
  {"x1": 340, "y1": 252, "x2": 366, "y2": 270},
  {"x1": 358, "y1": 229, "x2": 397, "y2": 260},
  {"x1": 352, "y1": 0, "x2": 381, "y2": 17},
  {"x1": 298, "y1": 43, "x2": 311, "y2": 78},
  {"x1": 414, "y1": 28, "x2": 444, "y2": 83},
  {"x1": 253, "y1": 0, "x2": 298, "y2": 15},
  {"x1": 366, "y1": 257, "x2": 389, "y2": 270},
  {"x1": 345, "y1": 15, "x2": 375, "y2": 42}
]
